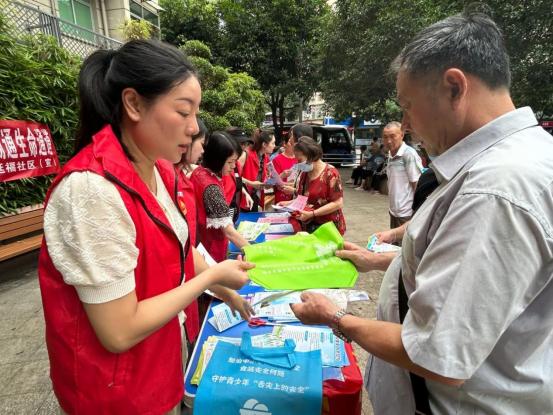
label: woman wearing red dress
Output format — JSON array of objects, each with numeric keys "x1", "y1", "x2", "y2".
[
  {"x1": 282, "y1": 137, "x2": 346, "y2": 235},
  {"x1": 190, "y1": 131, "x2": 250, "y2": 262},
  {"x1": 241, "y1": 129, "x2": 275, "y2": 210}
]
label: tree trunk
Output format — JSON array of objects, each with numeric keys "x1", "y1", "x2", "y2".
[
  {"x1": 278, "y1": 95, "x2": 285, "y2": 141},
  {"x1": 270, "y1": 91, "x2": 281, "y2": 143}
]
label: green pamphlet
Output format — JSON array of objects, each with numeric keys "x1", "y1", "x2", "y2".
[{"x1": 243, "y1": 222, "x2": 358, "y2": 289}]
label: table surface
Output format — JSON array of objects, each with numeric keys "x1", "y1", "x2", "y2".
[
  {"x1": 185, "y1": 211, "x2": 296, "y2": 397},
  {"x1": 227, "y1": 211, "x2": 295, "y2": 256},
  {"x1": 184, "y1": 212, "x2": 361, "y2": 401}
]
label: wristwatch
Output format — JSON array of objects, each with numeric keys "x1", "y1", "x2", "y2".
[{"x1": 330, "y1": 309, "x2": 353, "y2": 343}]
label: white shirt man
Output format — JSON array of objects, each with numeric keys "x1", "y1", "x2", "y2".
[{"x1": 383, "y1": 123, "x2": 422, "y2": 228}]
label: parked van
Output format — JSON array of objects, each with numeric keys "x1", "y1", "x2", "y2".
[
  {"x1": 311, "y1": 125, "x2": 355, "y2": 166},
  {"x1": 264, "y1": 124, "x2": 356, "y2": 166}
]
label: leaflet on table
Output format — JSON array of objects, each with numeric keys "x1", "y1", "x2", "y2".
[
  {"x1": 249, "y1": 289, "x2": 349, "y2": 310},
  {"x1": 208, "y1": 302, "x2": 244, "y2": 332},
  {"x1": 271, "y1": 195, "x2": 308, "y2": 212},
  {"x1": 264, "y1": 162, "x2": 285, "y2": 186},
  {"x1": 323, "y1": 366, "x2": 345, "y2": 382},
  {"x1": 366, "y1": 234, "x2": 401, "y2": 253},
  {"x1": 237, "y1": 221, "x2": 270, "y2": 241},
  {"x1": 272, "y1": 325, "x2": 349, "y2": 367},
  {"x1": 264, "y1": 212, "x2": 290, "y2": 218},
  {"x1": 191, "y1": 334, "x2": 285, "y2": 385},
  {"x1": 265, "y1": 223, "x2": 294, "y2": 234},
  {"x1": 257, "y1": 216, "x2": 290, "y2": 224}
]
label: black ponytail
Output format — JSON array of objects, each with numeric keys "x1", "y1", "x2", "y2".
[{"x1": 75, "y1": 40, "x2": 197, "y2": 153}]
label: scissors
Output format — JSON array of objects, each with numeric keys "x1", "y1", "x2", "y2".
[
  {"x1": 248, "y1": 318, "x2": 284, "y2": 328},
  {"x1": 250, "y1": 289, "x2": 301, "y2": 308}
]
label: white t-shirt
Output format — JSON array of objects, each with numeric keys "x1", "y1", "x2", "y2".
[
  {"x1": 386, "y1": 143, "x2": 422, "y2": 218},
  {"x1": 44, "y1": 168, "x2": 188, "y2": 308}
]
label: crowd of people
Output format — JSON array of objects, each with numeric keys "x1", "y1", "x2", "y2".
[{"x1": 35, "y1": 8, "x2": 553, "y2": 415}]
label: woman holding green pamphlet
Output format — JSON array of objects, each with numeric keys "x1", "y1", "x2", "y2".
[
  {"x1": 38, "y1": 41, "x2": 254, "y2": 415},
  {"x1": 279, "y1": 137, "x2": 346, "y2": 235}
]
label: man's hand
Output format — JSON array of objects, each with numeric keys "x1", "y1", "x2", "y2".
[
  {"x1": 375, "y1": 229, "x2": 396, "y2": 244},
  {"x1": 290, "y1": 292, "x2": 340, "y2": 326},
  {"x1": 336, "y1": 241, "x2": 389, "y2": 272}
]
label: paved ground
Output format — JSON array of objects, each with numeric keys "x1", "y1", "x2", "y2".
[{"x1": 0, "y1": 169, "x2": 389, "y2": 414}]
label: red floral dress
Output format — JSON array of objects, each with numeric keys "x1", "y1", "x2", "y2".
[{"x1": 297, "y1": 164, "x2": 346, "y2": 235}]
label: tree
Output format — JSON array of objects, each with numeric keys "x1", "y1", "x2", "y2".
[
  {"x1": 318, "y1": 0, "x2": 553, "y2": 121},
  {"x1": 159, "y1": 0, "x2": 222, "y2": 54},
  {"x1": 180, "y1": 40, "x2": 266, "y2": 133},
  {"x1": 216, "y1": 0, "x2": 329, "y2": 140},
  {"x1": 317, "y1": 0, "x2": 451, "y2": 123},
  {"x1": 121, "y1": 19, "x2": 154, "y2": 41},
  {"x1": 484, "y1": 0, "x2": 553, "y2": 118}
]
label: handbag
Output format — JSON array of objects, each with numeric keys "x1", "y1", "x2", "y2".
[{"x1": 194, "y1": 332, "x2": 323, "y2": 415}]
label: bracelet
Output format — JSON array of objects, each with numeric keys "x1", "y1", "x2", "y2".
[
  {"x1": 330, "y1": 309, "x2": 353, "y2": 343},
  {"x1": 312, "y1": 210, "x2": 316, "y2": 219}
]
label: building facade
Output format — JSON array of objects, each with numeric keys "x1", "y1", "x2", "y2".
[{"x1": 19, "y1": 0, "x2": 160, "y2": 40}]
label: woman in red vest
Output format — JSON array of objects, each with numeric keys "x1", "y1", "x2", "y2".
[
  {"x1": 223, "y1": 128, "x2": 254, "y2": 218},
  {"x1": 39, "y1": 40, "x2": 254, "y2": 415},
  {"x1": 272, "y1": 133, "x2": 298, "y2": 204},
  {"x1": 191, "y1": 132, "x2": 250, "y2": 262},
  {"x1": 175, "y1": 117, "x2": 208, "y2": 247},
  {"x1": 241, "y1": 129, "x2": 276, "y2": 210}
]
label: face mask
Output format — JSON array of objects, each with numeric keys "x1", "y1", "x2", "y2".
[{"x1": 295, "y1": 161, "x2": 314, "y2": 172}]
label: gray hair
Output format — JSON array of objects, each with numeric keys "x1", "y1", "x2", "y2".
[
  {"x1": 384, "y1": 121, "x2": 402, "y2": 131},
  {"x1": 391, "y1": 11, "x2": 511, "y2": 89}
]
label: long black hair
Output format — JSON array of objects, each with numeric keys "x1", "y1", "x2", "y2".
[
  {"x1": 202, "y1": 131, "x2": 237, "y2": 174},
  {"x1": 75, "y1": 40, "x2": 197, "y2": 153}
]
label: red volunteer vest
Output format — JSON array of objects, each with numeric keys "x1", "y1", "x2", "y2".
[
  {"x1": 38, "y1": 125, "x2": 198, "y2": 414},
  {"x1": 242, "y1": 148, "x2": 268, "y2": 207},
  {"x1": 189, "y1": 166, "x2": 229, "y2": 262},
  {"x1": 177, "y1": 169, "x2": 197, "y2": 247}
]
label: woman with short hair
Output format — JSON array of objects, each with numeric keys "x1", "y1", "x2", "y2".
[{"x1": 283, "y1": 137, "x2": 346, "y2": 235}]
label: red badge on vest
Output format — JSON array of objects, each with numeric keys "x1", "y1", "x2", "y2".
[{"x1": 178, "y1": 196, "x2": 187, "y2": 215}]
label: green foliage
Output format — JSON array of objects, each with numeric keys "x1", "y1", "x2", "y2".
[
  {"x1": 0, "y1": 17, "x2": 80, "y2": 215},
  {"x1": 160, "y1": 0, "x2": 222, "y2": 54},
  {"x1": 181, "y1": 39, "x2": 212, "y2": 60},
  {"x1": 161, "y1": 0, "x2": 329, "y2": 139},
  {"x1": 121, "y1": 19, "x2": 154, "y2": 41},
  {"x1": 318, "y1": 0, "x2": 553, "y2": 120},
  {"x1": 183, "y1": 41, "x2": 265, "y2": 133},
  {"x1": 216, "y1": 0, "x2": 330, "y2": 138}
]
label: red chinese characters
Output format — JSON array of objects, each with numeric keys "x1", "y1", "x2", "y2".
[{"x1": 0, "y1": 120, "x2": 60, "y2": 182}]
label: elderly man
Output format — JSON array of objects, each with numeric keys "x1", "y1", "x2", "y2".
[
  {"x1": 292, "y1": 11, "x2": 553, "y2": 415},
  {"x1": 382, "y1": 122, "x2": 422, "y2": 228}
]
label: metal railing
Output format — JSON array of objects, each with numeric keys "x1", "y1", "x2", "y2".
[{"x1": 3, "y1": 1, "x2": 122, "y2": 58}]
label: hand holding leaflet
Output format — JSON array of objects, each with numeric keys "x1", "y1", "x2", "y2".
[
  {"x1": 272, "y1": 195, "x2": 308, "y2": 212},
  {"x1": 264, "y1": 162, "x2": 285, "y2": 186}
]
